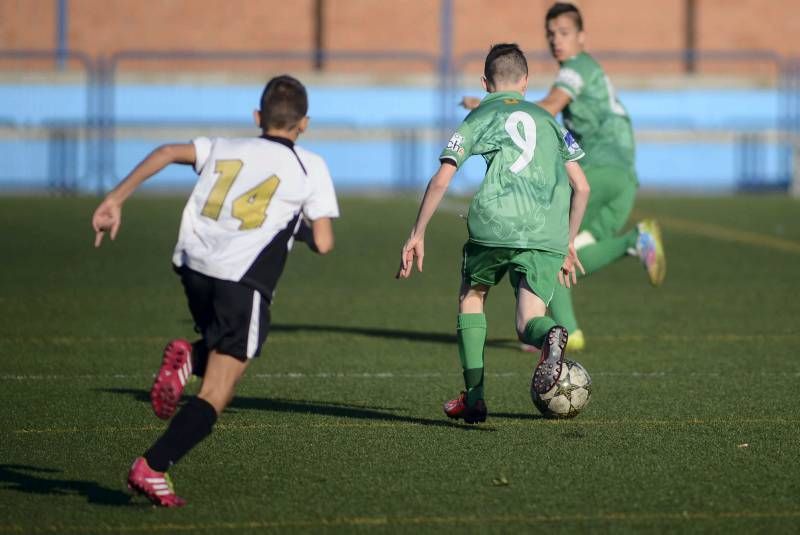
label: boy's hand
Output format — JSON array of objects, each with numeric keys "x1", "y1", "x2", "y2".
[
  {"x1": 460, "y1": 96, "x2": 481, "y2": 110},
  {"x1": 396, "y1": 235, "x2": 424, "y2": 279},
  {"x1": 92, "y1": 197, "x2": 122, "y2": 247},
  {"x1": 557, "y1": 243, "x2": 585, "y2": 288}
]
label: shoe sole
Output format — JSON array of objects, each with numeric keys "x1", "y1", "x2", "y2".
[
  {"x1": 150, "y1": 340, "x2": 191, "y2": 420},
  {"x1": 444, "y1": 398, "x2": 487, "y2": 424},
  {"x1": 127, "y1": 481, "x2": 185, "y2": 508},
  {"x1": 463, "y1": 413, "x2": 487, "y2": 424},
  {"x1": 532, "y1": 326, "x2": 568, "y2": 394}
]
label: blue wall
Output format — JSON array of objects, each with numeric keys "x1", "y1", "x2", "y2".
[{"x1": 0, "y1": 83, "x2": 789, "y2": 191}]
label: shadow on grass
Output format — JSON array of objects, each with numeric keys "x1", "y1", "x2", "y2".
[
  {"x1": 0, "y1": 464, "x2": 132, "y2": 506},
  {"x1": 270, "y1": 323, "x2": 520, "y2": 350},
  {"x1": 100, "y1": 388, "x2": 493, "y2": 432},
  {"x1": 491, "y1": 412, "x2": 546, "y2": 421}
]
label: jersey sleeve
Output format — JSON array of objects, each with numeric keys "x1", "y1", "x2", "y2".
[
  {"x1": 557, "y1": 124, "x2": 585, "y2": 162},
  {"x1": 439, "y1": 121, "x2": 474, "y2": 168},
  {"x1": 553, "y1": 59, "x2": 586, "y2": 100},
  {"x1": 301, "y1": 153, "x2": 340, "y2": 220},
  {"x1": 192, "y1": 137, "x2": 213, "y2": 174}
]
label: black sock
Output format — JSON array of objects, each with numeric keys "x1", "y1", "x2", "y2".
[
  {"x1": 191, "y1": 340, "x2": 209, "y2": 377},
  {"x1": 144, "y1": 397, "x2": 217, "y2": 472}
]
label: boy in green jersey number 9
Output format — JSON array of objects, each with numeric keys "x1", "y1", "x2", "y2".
[
  {"x1": 463, "y1": 3, "x2": 667, "y2": 352},
  {"x1": 397, "y1": 44, "x2": 591, "y2": 424}
]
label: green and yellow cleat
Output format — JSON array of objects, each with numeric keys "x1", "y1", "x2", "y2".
[{"x1": 636, "y1": 219, "x2": 666, "y2": 286}]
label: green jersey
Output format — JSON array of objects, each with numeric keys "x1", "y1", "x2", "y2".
[
  {"x1": 554, "y1": 52, "x2": 635, "y2": 170},
  {"x1": 440, "y1": 91, "x2": 584, "y2": 254}
]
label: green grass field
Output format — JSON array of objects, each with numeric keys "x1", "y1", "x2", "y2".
[{"x1": 1, "y1": 194, "x2": 799, "y2": 534}]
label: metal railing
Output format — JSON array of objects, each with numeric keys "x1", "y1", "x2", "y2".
[{"x1": 1, "y1": 48, "x2": 799, "y2": 193}]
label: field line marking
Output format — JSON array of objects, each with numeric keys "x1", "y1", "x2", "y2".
[
  {"x1": 3, "y1": 509, "x2": 800, "y2": 532},
  {"x1": 2, "y1": 333, "x2": 798, "y2": 347},
  {"x1": 633, "y1": 211, "x2": 800, "y2": 255},
  {"x1": 9, "y1": 417, "x2": 800, "y2": 435},
  {"x1": 2, "y1": 369, "x2": 800, "y2": 381},
  {"x1": 3, "y1": 369, "x2": 800, "y2": 382}
]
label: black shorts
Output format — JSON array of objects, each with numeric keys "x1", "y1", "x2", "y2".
[{"x1": 178, "y1": 267, "x2": 271, "y2": 361}]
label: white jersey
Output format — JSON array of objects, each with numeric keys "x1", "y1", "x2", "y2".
[{"x1": 172, "y1": 135, "x2": 339, "y2": 297}]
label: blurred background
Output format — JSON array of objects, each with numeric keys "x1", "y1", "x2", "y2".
[{"x1": 1, "y1": 0, "x2": 799, "y2": 194}]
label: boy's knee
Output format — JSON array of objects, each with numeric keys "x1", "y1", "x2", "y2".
[{"x1": 198, "y1": 382, "x2": 237, "y2": 414}]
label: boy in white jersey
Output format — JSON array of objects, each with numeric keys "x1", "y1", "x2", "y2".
[{"x1": 91, "y1": 75, "x2": 339, "y2": 507}]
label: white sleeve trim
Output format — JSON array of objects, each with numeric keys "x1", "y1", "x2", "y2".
[
  {"x1": 554, "y1": 67, "x2": 584, "y2": 98},
  {"x1": 567, "y1": 152, "x2": 585, "y2": 162},
  {"x1": 192, "y1": 137, "x2": 213, "y2": 174}
]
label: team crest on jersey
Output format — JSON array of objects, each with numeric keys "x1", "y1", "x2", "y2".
[
  {"x1": 563, "y1": 130, "x2": 581, "y2": 155},
  {"x1": 447, "y1": 132, "x2": 465, "y2": 155}
]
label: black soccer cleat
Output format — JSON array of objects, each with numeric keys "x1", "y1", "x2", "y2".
[{"x1": 531, "y1": 326, "x2": 568, "y2": 395}]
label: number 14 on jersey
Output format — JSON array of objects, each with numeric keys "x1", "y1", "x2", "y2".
[{"x1": 201, "y1": 159, "x2": 281, "y2": 230}]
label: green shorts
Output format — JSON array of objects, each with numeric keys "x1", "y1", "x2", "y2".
[
  {"x1": 461, "y1": 241, "x2": 565, "y2": 306},
  {"x1": 581, "y1": 165, "x2": 638, "y2": 240}
]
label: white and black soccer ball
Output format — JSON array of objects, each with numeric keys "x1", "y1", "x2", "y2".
[{"x1": 531, "y1": 359, "x2": 592, "y2": 419}]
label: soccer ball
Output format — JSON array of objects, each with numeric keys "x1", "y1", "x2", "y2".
[{"x1": 531, "y1": 359, "x2": 592, "y2": 419}]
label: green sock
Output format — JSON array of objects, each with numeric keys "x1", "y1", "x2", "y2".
[
  {"x1": 578, "y1": 229, "x2": 638, "y2": 276},
  {"x1": 457, "y1": 313, "x2": 486, "y2": 406},
  {"x1": 523, "y1": 316, "x2": 556, "y2": 349},
  {"x1": 548, "y1": 283, "x2": 579, "y2": 333}
]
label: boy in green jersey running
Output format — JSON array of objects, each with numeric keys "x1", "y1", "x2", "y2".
[
  {"x1": 397, "y1": 44, "x2": 591, "y2": 424},
  {"x1": 462, "y1": 3, "x2": 666, "y2": 352}
]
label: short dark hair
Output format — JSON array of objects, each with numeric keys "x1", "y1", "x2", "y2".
[
  {"x1": 545, "y1": 2, "x2": 584, "y2": 31},
  {"x1": 259, "y1": 75, "x2": 308, "y2": 130},
  {"x1": 484, "y1": 43, "x2": 528, "y2": 88}
]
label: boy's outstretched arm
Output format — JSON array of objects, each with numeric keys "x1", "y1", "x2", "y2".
[
  {"x1": 559, "y1": 160, "x2": 590, "y2": 287},
  {"x1": 92, "y1": 143, "x2": 196, "y2": 247},
  {"x1": 536, "y1": 87, "x2": 572, "y2": 117},
  {"x1": 396, "y1": 162, "x2": 457, "y2": 279}
]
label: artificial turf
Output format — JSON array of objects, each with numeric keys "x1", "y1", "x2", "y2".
[{"x1": 0, "y1": 194, "x2": 798, "y2": 533}]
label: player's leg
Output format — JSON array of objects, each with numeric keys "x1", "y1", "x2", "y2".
[
  {"x1": 444, "y1": 243, "x2": 508, "y2": 424},
  {"x1": 143, "y1": 352, "x2": 248, "y2": 476},
  {"x1": 151, "y1": 268, "x2": 213, "y2": 420},
  {"x1": 575, "y1": 167, "x2": 638, "y2": 276},
  {"x1": 130, "y1": 352, "x2": 248, "y2": 507},
  {"x1": 195, "y1": 351, "x2": 250, "y2": 414},
  {"x1": 510, "y1": 252, "x2": 568, "y2": 394},
  {"x1": 444, "y1": 280, "x2": 490, "y2": 422},
  {"x1": 459, "y1": 279, "x2": 489, "y2": 383},
  {"x1": 131, "y1": 278, "x2": 269, "y2": 506},
  {"x1": 577, "y1": 166, "x2": 666, "y2": 283},
  {"x1": 543, "y1": 168, "x2": 620, "y2": 350},
  {"x1": 544, "y1": 167, "x2": 636, "y2": 353}
]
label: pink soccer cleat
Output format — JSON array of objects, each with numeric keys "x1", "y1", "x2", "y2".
[
  {"x1": 150, "y1": 339, "x2": 192, "y2": 420},
  {"x1": 443, "y1": 391, "x2": 488, "y2": 424},
  {"x1": 127, "y1": 457, "x2": 186, "y2": 508}
]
